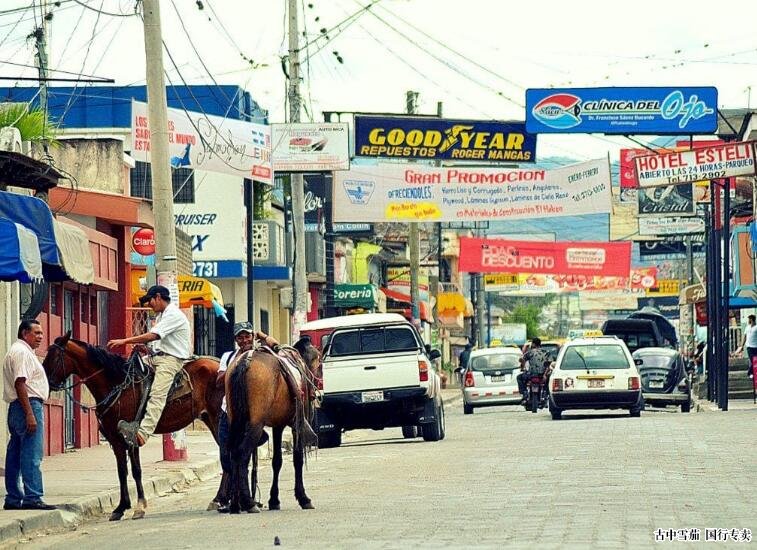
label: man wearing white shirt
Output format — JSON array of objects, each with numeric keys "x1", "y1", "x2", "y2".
[
  {"x1": 107, "y1": 285, "x2": 190, "y2": 447},
  {"x1": 735, "y1": 314, "x2": 757, "y2": 378},
  {"x1": 3, "y1": 320, "x2": 55, "y2": 510}
]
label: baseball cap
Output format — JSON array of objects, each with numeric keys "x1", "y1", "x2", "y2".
[
  {"x1": 139, "y1": 285, "x2": 171, "y2": 306},
  {"x1": 233, "y1": 321, "x2": 254, "y2": 336}
]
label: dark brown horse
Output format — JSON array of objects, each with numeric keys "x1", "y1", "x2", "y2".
[
  {"x1": 225, "y1": 338, "x2": 320, "y2": 514},
  {"x1": 42, "y1": 332, "x2": 223, "y2": 521}
]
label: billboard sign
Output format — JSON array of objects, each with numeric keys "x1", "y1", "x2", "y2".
[
  {"x1": 332, "y1": 159, "x2": 612, "y2": 223},
  {"x1": 459, "y1": 237, "x2": 632, "y2": 277},
  {"x1": 131, "y1": 100, "x2": 272, "y2": 184},
  {"x1": 354, "y1": 115, "x2": 536, "y2": 162},
  {"x1": 525, "y1": 87, "x2": 718, "y2": 134},
  {"x1": 634, "y1": 141, "x2": 757, "y2": 188},
  {"x1": 272, "y1": 123, "x2": 349, "y2": 171},
  {"x1": 637, "y1": 183, "x2": 695, "y2": 217},
  {"x1": 638, "y1": 217, "x2": 705, "y2": 236}
]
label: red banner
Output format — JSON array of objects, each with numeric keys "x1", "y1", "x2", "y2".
[{"x1": 459, "y1": 237, "x2": 632, "y2": 277}]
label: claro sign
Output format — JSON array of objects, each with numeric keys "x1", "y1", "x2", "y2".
[
  {"x1": 459, "y1": 237, "x2": 632, "y2": 277},
  {"x1": 354, "y1": 115, "x2": 537, "y2": 162}
]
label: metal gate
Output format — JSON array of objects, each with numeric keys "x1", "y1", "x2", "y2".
[{"x1": 63, "y1": 290, "x2": 75, "y2": 449}]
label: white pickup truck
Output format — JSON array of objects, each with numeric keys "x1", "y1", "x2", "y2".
[{"x1": 307, "y1": 313, "x2": 445, "y2": 448}]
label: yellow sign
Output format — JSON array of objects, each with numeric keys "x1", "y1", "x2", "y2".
[
  {"x1": 646, "y1": 279, "x2": 685, "y2": 297},
  {"x1": 484, "y1": 273, "x2": 518, "y2": 288}
]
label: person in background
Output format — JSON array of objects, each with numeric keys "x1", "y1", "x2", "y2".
[
  {"x1": 3, "y1": 320, "x2": 55, "y2": 510},
  {"x1": 734, "y1": 314, "x2": 757, "y2": 379}
]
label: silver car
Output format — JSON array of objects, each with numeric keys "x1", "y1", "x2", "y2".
[{"x1": 462, "y1": 348, "x2": 523, "y2": 414}]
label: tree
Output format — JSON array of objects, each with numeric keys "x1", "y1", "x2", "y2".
[
  {"x1": 0, "y1": 103, "x2": 56, "y2": 143},
  {"x1": 504, "y1": 302, "x2": 544, "y2": 339}
]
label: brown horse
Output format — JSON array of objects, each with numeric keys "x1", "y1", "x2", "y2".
[
  {"x1": 42, "y1": 332, "x2": 223, "y2": 521},
  {"x1": 225, "y1": 338, "x2": 320, "y2": 514}
]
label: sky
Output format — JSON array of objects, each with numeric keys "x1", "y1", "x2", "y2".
[{"x1": 0, "y1": 0, "x2": 754, "y2": 244}]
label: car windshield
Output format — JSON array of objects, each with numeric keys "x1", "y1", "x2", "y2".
[
  {"x1": 636, "y1": 354, "x2": 676, "y2": 371},
  {"x1": 560, "y1": 345, "x2": 631, "y2": 370},
  {"x1": 618, "y1": 333, "x2": 657, "y2": 350},
  {"x1": 469, "y1": 353, "x2": 520, "y2": 374}
]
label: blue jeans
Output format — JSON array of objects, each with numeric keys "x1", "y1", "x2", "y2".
[
  {"x1": 5, "y1": 399, "x2": 45, "y2": 506},
  {"x1": 218, "y1": 411, "x2": 230, "y2": 474}
]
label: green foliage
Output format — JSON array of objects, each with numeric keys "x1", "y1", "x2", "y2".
[
  {"x1": 505, "y1": 303, "x2": 542, "y2": 339},
  {"x1": 0, "y1": 103, "x2": 56, "y2": 142},
  {"x1": 253, "y1": 179, "x2": 273, "y2": 220}
]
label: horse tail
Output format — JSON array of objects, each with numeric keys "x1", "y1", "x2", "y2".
[{"x1": 227, "y1": 353, "x2": 253, "y2": 460}]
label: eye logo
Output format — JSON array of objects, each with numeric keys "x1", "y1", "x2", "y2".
[{"x1": 532, "y1": 94, "x2": 582, "y2": 129}]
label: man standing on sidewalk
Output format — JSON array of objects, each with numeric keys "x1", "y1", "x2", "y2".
[
  {"x1": 3, "y1": 320, "x2": 55, "y2": 511},
  {"x1": 107, "y1": 285, "x2": 190, "y2": 448},
  {"x1": 735, "y1": 314, "x2": 757, "y2": 379}
]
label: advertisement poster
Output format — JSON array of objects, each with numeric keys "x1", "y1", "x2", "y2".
[
  {"x1": 636, "y1": 183, "x2": 695, "y2": 217},
  {"x1": 638, "y1": 217, "x2": 705, "y2": 236},
  {"x1": 484, "y1": 268, "x2": 656, "y2": 293},
  {"x1": 354, "y1": 115, "x2": 536, "y2": 163},
  {"x1": 634, "y1": 141, "x2": 757, "y2": 188},
  {"x1": 131, "y1": 100, "x2": 272, "y2": 184},
  {"x1": 272, "y1": 123, "x2": 349, "y2": 171},
  {"x1": 459, "y1": 237, "x2": 632, "y2": 277},
  {"x1": 526, "y1": 87, "x2": 717, "y2": 134},
  {"x1": 332, "y1": 159, "x2": 612, "y2": 223}
]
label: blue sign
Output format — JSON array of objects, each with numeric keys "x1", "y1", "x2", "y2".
[
  {"x1": 192, "y1": 260, "x2": 245, "y2": 278},
  {"x1": 525, "y1": 87, "x2": 718, "y2": 135},
  {"x1": 637, "y1": 296, "x2": 680, "y2": 319},
  {"x1": 354, "y1": 115, "x2": 537, "y2": 163}
]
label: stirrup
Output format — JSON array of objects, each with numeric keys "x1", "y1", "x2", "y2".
[{"x1": 118, "y1": 420, "x2": 140, "y2": 448}]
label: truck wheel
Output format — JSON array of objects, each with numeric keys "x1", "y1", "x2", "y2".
[
  {"x1": 439, "y1": 402, "x2": 446, "y2": 440},
  {"x1": 401, "y1": 425, "x2": 418, "y2": 438},
  {"x1": 422, "y1": 402, "x2": 443, "y2": 442},
  {"x1": 317, "y1": 430, "x2": 342, "y2": 449},
  {"x1": 681, "y1": 400, "x2": 691, "y2": 413},
  {"x1": 549, "y1": 402, "x2": 562, "y2": 420},
  {"x1": 463, "y1": 403, "x2": 473, "y2": 415}
]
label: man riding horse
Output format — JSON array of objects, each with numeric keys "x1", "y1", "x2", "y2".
[{"x1": 106, "y1": 285, "x2": 189, "y2": 448}]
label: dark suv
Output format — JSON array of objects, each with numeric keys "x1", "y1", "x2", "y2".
[{"x1": 600, "y1": 319, "x2": 664, "y2": 353}]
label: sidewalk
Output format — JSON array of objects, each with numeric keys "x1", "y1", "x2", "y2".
[
  {"x1": 0, "y1": 390, "x2": 463, "y2": 546},
  {"x1": 0, "y1": 430, "x2": 221, "y2": 546},
  {"x1": 694, "y1": 396, "x2": 757, "y2": 412}
]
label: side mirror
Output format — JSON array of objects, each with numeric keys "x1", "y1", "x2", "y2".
[
  {"x1": 429, "y1": 349, "x2": 441, "y2": 360},
  {"x1": 634, "y1": 358, "x2": 643, "y2": 366}
]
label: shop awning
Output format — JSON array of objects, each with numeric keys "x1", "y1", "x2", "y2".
[
  {"x1": 0, "y1": 190, "x2": 65, "y2": 281},
  {"x1": 53, "y1": 220, "x2": 94, "y2": 284},
  {"x1": 381, "y1": 287, "x2": 413, "y2": 305},
  {"x1": 0, "y1": 218, "x2": 42, "y2": 283},
  {"x1": 177, "y1": 275, "x2": 224, "y2": 309},
  {"x1": 381, "y1": 287, "x2": 432, "y2": 322}
]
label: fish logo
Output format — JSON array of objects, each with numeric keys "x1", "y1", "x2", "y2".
[
  {"x1": 342, "y1": 179, "x2": 375, "y2": 205},
  {"x1": 532, "y1": 94, "x2": 582, "y2": 129}
]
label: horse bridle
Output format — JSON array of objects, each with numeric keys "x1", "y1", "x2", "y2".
[{"x1": 47, "y1": 341, "x2": 105, "y2": 392}]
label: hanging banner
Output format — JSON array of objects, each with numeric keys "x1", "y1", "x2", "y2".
[
  {"x1": 637, "y1": 183, "x2": 695, "y2": 217},
  {"x1": 131, "y1": 100, "x2": 272, "y2": 184},
  {"x1": 271, "y1": 123, "x2": 349, "y2": 171},
  {"x1": 459, "y1": 237, "x2": 631, "y2": 277},
  {"x1": 526, "y1": 87, "x2": 718, "y2": 134},
  {"x1": 353, "y1": 115, "x2": 536, "y2": 162},
  {"x1": 634, "y1": 141, "x2": 757, "y2": 188},
  {"x1": 579, "y1": 292, "x2": 640, "y2": 311},
  {"x1": 332, "y1": 159, "x2": 612, "y2": 223},
  {"x1": 638, "y1": 217, "x2": 705, "y2": 236}
]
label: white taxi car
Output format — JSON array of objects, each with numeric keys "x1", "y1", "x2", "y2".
[{"x1": 548, "y1": 337, "x2": 644, "y2": 420}]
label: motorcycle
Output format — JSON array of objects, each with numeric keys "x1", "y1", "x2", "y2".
[{"x1": 523, "y1": 371, "x2": 548, "y2": 413}]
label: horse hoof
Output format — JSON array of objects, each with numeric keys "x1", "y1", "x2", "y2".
[
  {"x1": 132, "y1": 509, "x2": 145, "y2": 520},
  {"x1": 268, "y1": 503, "x2": 280, "y2": 511},
  {"x1": 109, "y1": 512, "x2": 124, "y2": 521},
  {"x1": 207, "y1": 500, "x2": 220, "y2": 511},
  {"x1": 247, "y1": 504, "x2": 262, "y2": 514},
  {"x1": 300, "y1": 501, "x2": 315, "y2": 510}
]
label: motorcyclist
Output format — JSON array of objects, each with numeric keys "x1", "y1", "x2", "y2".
[{"x1": 517, "y1": 338, "x2": 552, "y2": 404}]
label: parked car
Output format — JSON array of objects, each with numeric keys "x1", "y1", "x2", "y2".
[
  {"x1": 462, "y1": 347, "x2": 523, "y2": 414},
  {"x1": 632, "y1": 347, "x2": 692, "y2": 412},
  {"x1": 548, "y1": 337, "x2": 645, "y2": 420},
  {"x1": 313, "y1": 313, "x2": 444, "y2": 448},
  {"x1": 601, "y1": 319, "x2": 664, "y2": 353}
]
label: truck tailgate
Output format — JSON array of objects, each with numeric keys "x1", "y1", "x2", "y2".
[{"x1": 323, "y1": 352, "x2": 420, "y2": 393}]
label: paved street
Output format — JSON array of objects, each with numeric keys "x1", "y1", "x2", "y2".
[{"x1": 15, "y1": 401, "x2": 757, "y2": 549}]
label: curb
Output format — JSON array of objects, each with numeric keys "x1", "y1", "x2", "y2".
[
  {"x1": 441, "y1": 391, "x2": 462, "y2": 407},
  {"x1": 0, "y1": 457, "x2": 220, "y2": 547}
]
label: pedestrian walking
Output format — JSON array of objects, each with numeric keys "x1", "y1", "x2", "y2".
[
  {"x1": 735, "y1": 314, "x2": 757, "y2": 378},
  {"x1": 107, "y1": 285, "x2": 191, "y2": 448},
  {"x1": 3, "y1": 320, "x2": 55, "y2": 510}
]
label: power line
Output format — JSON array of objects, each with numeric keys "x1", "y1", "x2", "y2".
[{"x1": 70, "y1": 0, "x2": 138, "y2": 17}]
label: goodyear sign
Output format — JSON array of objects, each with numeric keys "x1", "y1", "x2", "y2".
[{"x1": 354, "y1": 115, "x2": 536, "y2": 163}]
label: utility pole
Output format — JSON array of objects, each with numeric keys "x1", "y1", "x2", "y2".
[
  {"x1": 288, "y1": 0, "x2": 308, "y2": 338},
  {"x1": 142, "y1": 0, "x2": 185, "y2": 461},
  {"x1": 406, "y1": 91, "x2": 420, "y2": 322},
  {"x1": 34, "y1": 1, "x2": 49, "y2": 129}
]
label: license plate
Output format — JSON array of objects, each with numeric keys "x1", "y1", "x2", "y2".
[
  {"x1": 490, "y1": 375, "x2": 509, "y2": 383},
  {"x1": 649, "y1": 381, "x2": 664, "y2": 388},
  {"x1": 361, "y1": 390, "x2": 384, "y2": 403},
  {"x1": 588, "y1": 379, "x2": 605, "y2": 389}
]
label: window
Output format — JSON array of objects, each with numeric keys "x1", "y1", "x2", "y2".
[
  {"x1": 130, "y1": 161, "x2": 195, "y2": 203},
  {"x1": 49, "y1": 284, "x2": 60, "y2": 316},
  {"x1": 561, "y1": 345, "x2": 631, "y2": 370},
  {"x1": 328, "y1": 326, "x2": 420, "y2": 356},
  {"x1": 470, "y1": 353, "x2": 520, "y2": 374}
]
